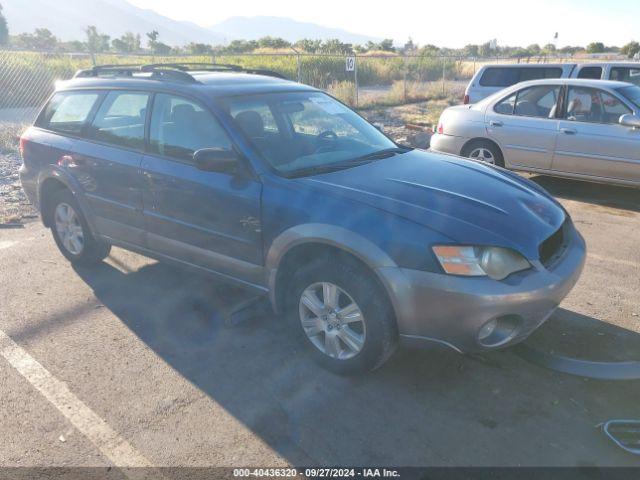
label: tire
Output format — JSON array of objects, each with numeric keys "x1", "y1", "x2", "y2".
[
  {"x1": 48, "y1": 189, "x2": 111, "y2": 266},
  {"x1": 461, "y1": 140, "x2": 505, "y2": 167},
  {"x1": 285, "y1": 256, "x2": 398, "y2": 374}
]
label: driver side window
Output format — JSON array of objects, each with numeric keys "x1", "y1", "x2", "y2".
[
  {"x1": 564, "y1": 87, "x2": 631, "y2": 124},
  {"x1": 149, "y1": 94, "x2": 232, "y2": 162}
]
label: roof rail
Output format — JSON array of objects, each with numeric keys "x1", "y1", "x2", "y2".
[
  {"x1": 73, "y1": 62, "x2": 287, "y2": 82},
  {"x1": 73, "y1": 64, "x2": 198, "y2": 83},
  {"x1": 142, "y1": 62, "x2": 287, "y2": 79}
]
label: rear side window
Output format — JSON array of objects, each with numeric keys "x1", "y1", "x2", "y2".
[
  {"x1": 494, "y1": 85, "x2": 560, "y2": 118},
  {"x1": 88, "y1": 91, "x2": 150, "y2": 150},
  {"x1": 610, "y1": 67, "x2": 640, "y2": 86},
  {"x1": 577, "y1": 66, "x2": 603, "y2": 79},
  {"x1": 479, "y1": 67, "x2": 563, "y2": 87},
  {"x1": 37, "y1": 92, "x2": 101, "y2": 135}
]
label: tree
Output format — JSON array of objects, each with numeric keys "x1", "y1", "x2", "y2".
[
  {"x1": 621, "y1": 41, "x2": 640, "y2": 59},
  {"x1": 184, "y1": 42, "x2": 212, "y2": 55},
  {"x1": 378, "y1": 39, "x2": 395, "y2": 52},
  {"x1": 15, "y1": 28, "x2": 57, "y2": 50},
  {"x1": 146, "y1": 30, "x2": 171, "y2": 54},
  {"x1": 543, "y1": 43, "x2": 556, "y2": 53},
  {"x1": 112, "y1": 32, "x2": 140, "y2": 53},
  {"x1": 586, "y1": 42, "x2": 605, "y2": 53},
  {"x1": 403, "y1": 38, "x2": 416, "y2": 53},
  {"x1": 0, "y1": 2, "x2": 8, "y2": 45},
  {"x1": 462, "y1": 44, "x2": 479, "y2": 57},
  {"x1": 85, "y1": 25, "x2": 110, "y2": 53},
  {"x1": 320, "y1": 39, "x2": 353, "y2": 54},
  {"x1": 257, "y1": 36, "x2": 290, "y2": 49},
  {"x1": 294, "y1": 38, "x2": 322, "y2": 53}
]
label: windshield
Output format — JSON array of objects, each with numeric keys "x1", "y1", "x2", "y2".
[
  {"x1": 220, "y1": 91, "x2": 398, "y2": 176},
  {"x1": 617, "y1": 85, "x2": 640, "y2": 109}
]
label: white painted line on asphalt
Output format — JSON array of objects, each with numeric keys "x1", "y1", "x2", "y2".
[
  {"x1": 0, "y1": 328, "x2": 158, "y2": 478},
  {"x1": 0, "y1": 240, "x2": 18, "y2": 250},
  {"x1": 589, "y1": 253, "x2": 639, "y2": 269}
]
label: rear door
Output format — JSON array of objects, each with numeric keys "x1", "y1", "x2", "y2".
[
  {"x1": 141, "y1": 93, "x2": 263, "y2": 285},
  {"x1": 553, "y1": 85, "x2": 640, "y2": 182},
  {"x1": 485, "y1": 84, "x2": 561, "y2": 170},
  {"x1": 71, "y1": 90, "x2": 150, "y2": 245}
]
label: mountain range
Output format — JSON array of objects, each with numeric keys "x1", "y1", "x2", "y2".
[{"x1": 1, "y1": 0, "x2": 379, "y2": 46}]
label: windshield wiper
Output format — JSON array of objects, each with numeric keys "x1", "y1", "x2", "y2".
[
  {"x1": 285, "y1": 147, "x2": 411, "y2": 179},
  {"x1": 351, "y1": 147, "x2": 410, "y2": 161}
]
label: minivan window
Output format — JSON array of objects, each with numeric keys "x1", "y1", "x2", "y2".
[
  {"x1": 37, "y1": 92, "x2": 100, "y2": 135},
  {"x1": 88, "y1": 91, "x2": 149, "y2": 150},
  {"x1": 479, "y1": 67, "x2": 563, "y2": 87},
  {"x1": 577, "y1": 66, "x2": 603, "y2": 79},
  {"x1": 610, "y1": 67, "x2": 640, "y2": 86},
  {"x1": 149, "y1": 93, "x2": 232, "y2": 162}
]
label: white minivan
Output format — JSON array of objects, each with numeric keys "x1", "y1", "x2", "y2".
[{"x1": 464, "y1": 62, "x2": 640, "y2": 104}]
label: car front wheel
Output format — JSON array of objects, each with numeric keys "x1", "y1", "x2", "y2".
[{"x1": 287, "y1": 257, "x2": 398, "y2": 374}]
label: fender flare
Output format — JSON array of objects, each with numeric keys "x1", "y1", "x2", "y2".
[
  {"x1": 264, "y1": 223, "x2": 398, "y2": 312},
  {"x1": 37, "y1": 167, "x2": 98, "y2": 236}
]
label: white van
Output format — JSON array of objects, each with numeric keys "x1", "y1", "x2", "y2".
[{"x1": 464, "y1": 62, "x2": 640, "y2": 104}]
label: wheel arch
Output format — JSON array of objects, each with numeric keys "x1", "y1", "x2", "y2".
[
  {"x1": 265, "y1": 224, "x2": 398, "y2": 314},
  {"x1": 37, "y1": 168, "x2": 97, "y2": 234}
]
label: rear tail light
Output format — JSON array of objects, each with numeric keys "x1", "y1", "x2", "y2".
[
  {"x1": 437, "y1": 122, "x2": 444, "y2": 135},
  {"x1": 19, "y1": 135, "x2": 27, "y2": 156},
  {"x1": 463, "y1": 94, "x2": 470, "y2": 105}
]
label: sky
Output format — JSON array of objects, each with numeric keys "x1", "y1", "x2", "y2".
[{"x1": 128, "y1": 0, "x2": 639, "y2": 48}]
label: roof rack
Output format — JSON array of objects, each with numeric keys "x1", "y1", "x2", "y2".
[
  {"x1": 73, "y1": 62, "x2": 287, "y2": 82},
  {"x1": 73, "y1": 64, "x2": 198, "y2": 83}
]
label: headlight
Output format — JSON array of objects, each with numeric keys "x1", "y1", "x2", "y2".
[{"x1": 432, "y1": 245, "x2": 530, "y2": 280}]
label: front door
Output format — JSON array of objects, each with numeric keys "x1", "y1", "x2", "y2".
[
  {"x1": 486, "y1": 84, "x2": 561, "y2": 170},
  {"x1": 552, "y1": 85, "x2": 640, "y2": 183},
  {"x1": 141, "y1": 93, "x2": 264, "y2": 286}
]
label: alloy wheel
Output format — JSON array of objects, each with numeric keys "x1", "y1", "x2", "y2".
[
  {"x1": 298, "y1": 282, "x2": 366, "y2": 360},
  {"x1": 468, "y1": 147, "x2": 495, "y2": 164},
  {"x1": 54, "y1": 202, "x2": 84, "y2": 255}
]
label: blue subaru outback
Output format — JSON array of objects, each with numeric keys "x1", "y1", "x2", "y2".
[{"x1": 19, "y1": 63, "x2": 586, "y2": 373}]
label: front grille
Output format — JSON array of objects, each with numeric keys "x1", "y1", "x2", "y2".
[{"x1": 539, "y1": 223, "x2": 565, "y2": 266}]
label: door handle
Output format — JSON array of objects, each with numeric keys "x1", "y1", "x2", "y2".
[
  {"x1": 490, "y1": 120, "x2": 503, "y2": 127},
  {"x1": 561, "y1": 128, "x2": 577, "y2": 135}
]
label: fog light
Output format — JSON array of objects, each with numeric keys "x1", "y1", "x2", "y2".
[{"x1": 478, "y1": 319, "x2": 498, "y2": 341}]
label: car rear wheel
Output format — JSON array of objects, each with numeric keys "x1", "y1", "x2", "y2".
[
  {"x1": 49, "y1": 189, "x2": 111, "y2": 266},
  {"x1": 286, "y1": 257, "x2": 398, "y2": 374},
  {"x1": 462, "y1": 140, "x2": 504, "y2": 167}
]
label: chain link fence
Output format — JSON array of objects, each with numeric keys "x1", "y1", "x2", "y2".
[{"x1": 0, "y1": 49, "x2": 506, "y2": 124}]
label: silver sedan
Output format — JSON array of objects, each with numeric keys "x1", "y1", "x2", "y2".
[{"x1": 430, "y1": 78, "x2": 640, "y2": 188}]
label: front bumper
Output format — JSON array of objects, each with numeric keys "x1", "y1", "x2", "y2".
[
  {"x1": 429, "y1": 133, "x2": 468, "y2": 156},
  {"x1": 376, "y1": 226, "x2": 586, "y2": 353}
]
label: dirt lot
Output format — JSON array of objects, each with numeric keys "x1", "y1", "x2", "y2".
[{"x1": 0, "y1": 174, "x2": 639, "y2": 471}]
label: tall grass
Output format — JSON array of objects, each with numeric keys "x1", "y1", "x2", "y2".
[{"x1": 0, "y1": 50, "x2": 472, "y2": 110}]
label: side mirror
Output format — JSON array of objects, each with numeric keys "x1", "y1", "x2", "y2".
[
  {"x1": 193, "y1": 148, "x2": 238, "y2": 174},
  {"x1": 619, "y1": 114, "x2": 640, "y2": 129}
]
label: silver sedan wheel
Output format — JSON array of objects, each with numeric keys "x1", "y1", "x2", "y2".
[
  {"x1": 54, "y1": 202, "x2": 84, "y2": 255},
  {"x1": 468, "y1": 147, "x2": 495, "y2": 164},
  {"x1": 298, "y1": 282, "x2": 366, "y2": 360}
]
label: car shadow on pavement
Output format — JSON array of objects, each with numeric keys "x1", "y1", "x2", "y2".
[
  {"x1": 528, "y1": 175, "x2": 640, "y2": 213},
  {"x1": 73, "y1": 256, "x2": 640, "y2": 467}
]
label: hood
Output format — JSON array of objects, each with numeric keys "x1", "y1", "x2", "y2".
[{"x1": 296, "y1": 150, "x2": 566, "y2": 260}]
